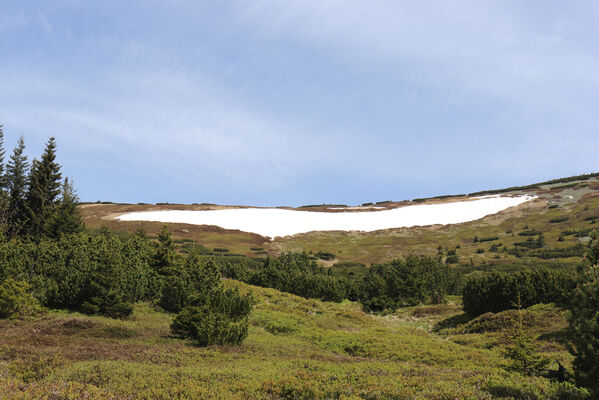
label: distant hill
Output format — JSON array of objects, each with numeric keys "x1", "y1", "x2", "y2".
[{"x1": 81, "y1": 172, "x2": 599, "y2": 267}]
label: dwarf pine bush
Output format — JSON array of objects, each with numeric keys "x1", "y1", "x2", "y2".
[
  {"x1": 0, "y1": 278, "x2": 42, "y2": 319},
  {"x1": 171, "y1": 288, "x2": 254, "y2": 346}
]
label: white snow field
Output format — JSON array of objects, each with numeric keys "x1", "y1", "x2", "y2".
[{"x1": 117, "y1": 195, "x2": 535, "y2": 238}]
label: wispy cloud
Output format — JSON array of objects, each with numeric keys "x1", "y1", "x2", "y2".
[{"x1": 1, "y1": 1, "x2": 598, "y2": 204}]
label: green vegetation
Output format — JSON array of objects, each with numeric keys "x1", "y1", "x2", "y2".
[
  {"x1": 360, "y1": 255, "x2": 456, "y2": 312},
  {"x1": 0, "y1": 128, "x2": 255, "y2": 346},
  {"x1": 0, "y1": 124, "x2": 596, "y2": 397},
  {"x1": 468, "y1": 172, "x2": 599, "y2": 196},
  {"x1": 567, "y1": 237, "x2": 599, "y2": 397},
  {"x1": 462, "y1": 268, "x2": 576, "y2": 316},
  {"x1": 0, "y1": 278, "x2": 42, "y2": 319},
  {"x1": 0, "y1": 282, "x2": 590, "y2": 399}
]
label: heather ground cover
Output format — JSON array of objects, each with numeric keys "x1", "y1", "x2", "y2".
[{"x1": 0, "y1": 280, "x2": 586, "y2": 399}]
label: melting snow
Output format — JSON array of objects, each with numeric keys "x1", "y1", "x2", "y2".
[{"x1": 117, "y1": 195, "x2": 535, "y2": 238}]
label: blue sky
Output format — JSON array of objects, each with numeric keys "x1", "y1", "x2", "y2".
[{"x1": 1, "y1": 1, "x2": 598, "y2": 206}]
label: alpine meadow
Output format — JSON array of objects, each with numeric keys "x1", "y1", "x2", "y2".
[{"x1": 1, "y1": 2, "x2": 599, "y2": 400}]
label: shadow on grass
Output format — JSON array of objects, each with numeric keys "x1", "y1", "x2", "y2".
[{"x1": 432, "y1": 312, "x2": 475, "y2": 332}]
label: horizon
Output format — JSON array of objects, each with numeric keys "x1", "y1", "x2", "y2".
[{"x1": 2, "y1": 2, "x2": 599, "y2": 207}]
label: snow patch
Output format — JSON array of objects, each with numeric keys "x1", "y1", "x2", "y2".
[{"x1": 117, "y1": 195, "x2": 535, "y2": 238}]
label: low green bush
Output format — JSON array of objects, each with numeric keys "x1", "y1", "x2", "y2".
[
  {"x1": 0, "y1": 278, "x2": 43, "y2": 319},
  {"x1": 171, "y1": 289, "x2": 253, "y2": 346}
]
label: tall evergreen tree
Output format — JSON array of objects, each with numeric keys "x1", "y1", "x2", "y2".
[
  {"x1": 0, "y1": 124, "x2": 5, "y2": 186},
  {"x1": 5, "y1": 136, "x2": 29, "y2": 239},
  {"x1": 0, "y1": 125, "x2": 7, "y2": 236},
  {"x1": 47, "y1": 178, "x2": 84, "y2": 238},
  {"x1": 568, "y1": 232, "x2": 599, "y2": 396},
  {"x1": 151, "y1": 225, "x2": 177, "y2": 274},
  {"x1": 24, "y1": 137, "x2": 62, "y2": 238}
]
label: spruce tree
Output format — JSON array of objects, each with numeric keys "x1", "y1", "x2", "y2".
[
  {"x1": 151, "y1": 225, "x2": 177, "y2": 274},
  {"x1": 47, "y1": 178, "x2": 84, "y2": 238},
  {"x1": 0, "y1": 124, "x2": 6, "y2": 186},
  {"x1": 568, "y1": 233, "x2": 599, "y2": 395},
  {"x1": 0, "y1": 125, "x2": 7, "y2": 235},
  {"x1": 5, "y1": 136, "x2": 29, "y2": 239},
  {"x1": 24, "y1": 137, "x2": 62, "y2": 238}
]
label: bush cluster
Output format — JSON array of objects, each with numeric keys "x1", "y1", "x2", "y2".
[
  {"x1": 360, "y1": 256, "x2": 457, "y2": 312},
  {"x1": 462, "y1": 267, "x2": 576, "y2": 316}
]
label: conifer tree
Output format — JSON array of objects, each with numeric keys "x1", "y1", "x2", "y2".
[
  {"x1": 568, "y1": 233, "x2": 599, "y2": 395},
  {"x1": 47, "y1": 178, "x2": 84, "y2": 238},
  {"x1": 0, "y1": 124, "x2": 6, "y2": 187},
  {"x1": 152, "y1": 225, "x2": 177, "y2": 274},
  {"x1": 25, "y1": 137, "x2": 62, "y2": 238},
  {"x1": 0, "y1": 125, "x2": 8, "y2": 235},
  {"x1": 5, "y1": 136, "x2": 29, "y2": 239},
  {"x1": 503, "y1": 294, "x2": 548, "y2": 375}
]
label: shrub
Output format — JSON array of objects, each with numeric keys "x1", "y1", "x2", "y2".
[
  {"x1": 568, "y1": 234, "x2": 599, "y2": 396},
  {"x1": 360, "y1": 255, "x2": 454, "y2": 312},
  {"x1": 159, "y1": 274, "x2": 191, "y2": 313},
  {"x1": 171, "y1": 288, "x2": 253, "y2": 346},
  {"x1": 502, "y1": 298, "x2": 549, "y2": 375},
  {"x1": 462, "y1": 267, "x2": 576, "y2": 316},
  {"x1": 445, "y1": 255, "x2": 459, "y2": 264},
  {"x1": 0, "y1": 278, "x2": 43, "y2": 319},
  {"x1": 315, "y1": 251, "x2": 335, "y2": 261}
]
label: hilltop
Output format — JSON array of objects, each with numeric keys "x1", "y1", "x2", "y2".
[{"x1": 81, "y1": 173, "x2": 599, "y2": 267}]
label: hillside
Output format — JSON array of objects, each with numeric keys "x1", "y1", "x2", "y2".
[
  {"x1": 0, "y1": 280, "x2": 583, "y2": 399},
  {"x1": 81, "y1": 174, "x2": 599, "y2": 267}
]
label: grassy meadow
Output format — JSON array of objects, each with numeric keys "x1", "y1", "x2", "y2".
[{"x1": 0, "y1": 280, "x2": 586, "y2": 399}]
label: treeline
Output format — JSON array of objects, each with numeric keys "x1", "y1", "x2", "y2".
[
  {"x1": 0, "y1": 127, "x2": 252, "y2": 346},
  {"x1": 468, "y1": 171, "x2": 599, "y2": 196},
  {"x1": 0, "y1": 226, "x2": 253, "y2": 345},
  {"x1": 0, "y1": 127, "x2": 83, "y2": 241}
]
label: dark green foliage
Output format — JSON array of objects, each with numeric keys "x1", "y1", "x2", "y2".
[
  {"x1": 1, "y1": 132, "x2": 82, "y2": 241},
  {"x1": 5, "y1": 137, "x2": 29, "y2": 239},
  {"x1": 550, "y1": 217, "x2": 569, "y2": 223},
  {"x1": 0, "y1": 232, "x2": 154, "y2": 317},
  {"x1": 249, "y1": 253, "x2": 348, "y2": 302},
  {"x1": 527, "y1": 245, "x2": 585, "y2": 259},
  {"x1": 502, "y1": 298, "x2": 549, "y2": 375},
  {"x1": 0, "y1": 126, "x2": 7, "y2": 233},
  {"x1": 468, "y1": 171, "x2": 599, "y2": 196},
  {"x1": 360, "y1": 256, "x2": 453, "y2": 312},
  {"x1": 171, "y1": 286, "x2": 253, "y2": 346},
  {"x1": 519, "y1": 230, "x2": 541, "y2": 236},
  {"x1": 24, "y1": 137, "x2": 62, "y2": 239},
  {"x1": 0, "y1": 278, "x2": 42, "y2": 319},
  {"x1": 151, "y1": 225, "x2": 178, "y2": 273},
  {"x1": 462, "y1": 268, "x2": 577, "y2": 316},
  {"x1": 445, "y1": 254, "x2": 459, "y2": 264},
  {"x1": 514, "y1": 233, "x2": 545, "y2": 249},
  {"x1": 475, "y1": 236, "x2": 499, "y2": 243},
  {"x1": 567, "y1": 234, "x2": 599, "y2": 395},
  {"x1": 490, "y1": 243, "x2": 502, "y2": 252},
  {"x1": 216, "y1": 253, "x2": 458, "y2": 311},
  {"x1": 46, "y1": 178, "x2": 84, "y2": 238},
  {"x1": 159, "y1": 272, "x2": 191, "y2": 313},
  {"x1": 315, "y1": 251, "x2": 335, "y2": 261}
]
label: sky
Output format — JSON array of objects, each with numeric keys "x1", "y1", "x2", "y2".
[{"x1": 0, "y1": 1, "x2": 598, "y2": 206}]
